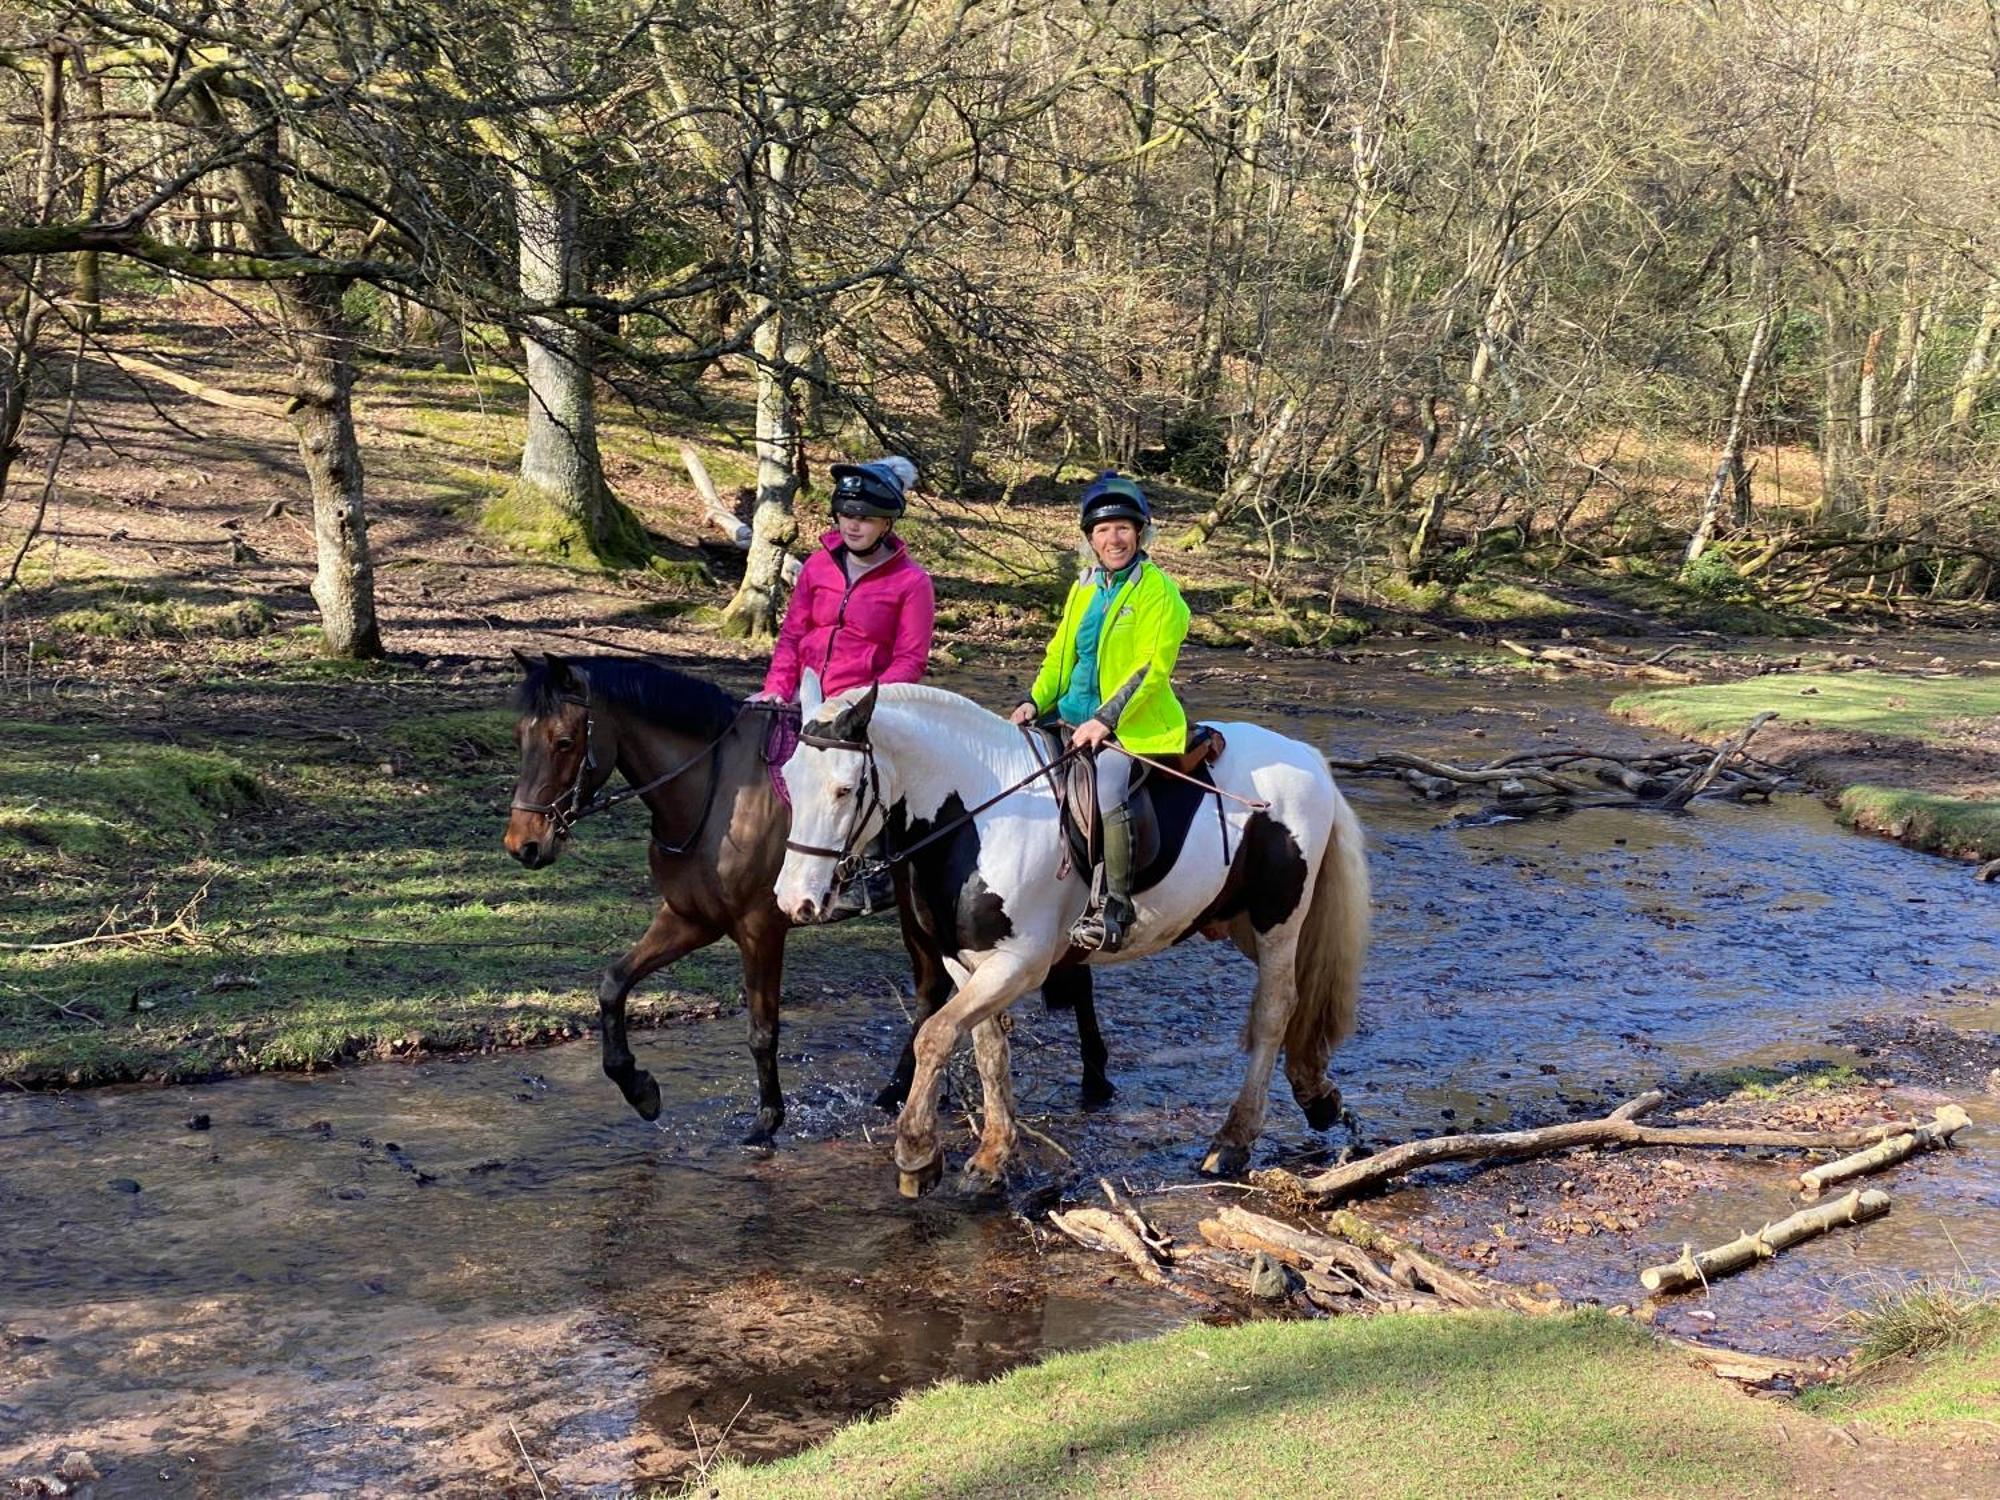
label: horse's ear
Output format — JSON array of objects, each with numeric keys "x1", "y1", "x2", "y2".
[
  {"x1": 800, "y1": 668, "x2": 824, "y2": 719},
  {"x1": 511, "y1": 647, "x2": 540, "y2": 675},
  {"x1": 827, "y1": 681, "x2": 879, "y2": 743},
  {"x1": 544, "y1": 654, "x2": 575, "y2": 691}
]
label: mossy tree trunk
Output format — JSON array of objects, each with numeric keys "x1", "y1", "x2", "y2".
[{"x1": 503, "y1": 14, "x2": 642, "y2": 565}]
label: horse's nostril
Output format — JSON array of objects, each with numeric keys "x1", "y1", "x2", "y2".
[{"x1": 520, "y1": 841, "x2": 540, "y2": 865}]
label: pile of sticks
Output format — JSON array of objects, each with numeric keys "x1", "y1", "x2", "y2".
[
  {"x1": 1330, "y1": 713, "x2": 1788, "y2": 819},
  {"x1": 1047, "y1": 1091, "x2": 1971, "y2": 1381},
  {"x1": 1497, "y1": 637, "x2": 1701, "y2": 683}
]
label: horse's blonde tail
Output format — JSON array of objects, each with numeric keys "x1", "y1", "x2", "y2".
[{"x1": 1284, "y1": 788, "x2": 1370, "y2": 1066}]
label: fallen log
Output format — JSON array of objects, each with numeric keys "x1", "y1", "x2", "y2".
[
  {"x1": 683, "y1": 445, "x2": 801, "y2": 586},
  {"x1": 1209, "y1": 1207, "x2": 1413, "y2": 1299},
  {"x1": 1594, "y1": 764, "x2": 1673, "y2": 798},
  {"x1": 1795, "y1": 1105, "x2": 1971, "y2": 1201},
  {"x1": 1051, "y1": 1207, "x2": 1224, "y2": 1309},
  {"x1": 1639, "y1": 1188, "x2": 1891, "y2": 1294},
  {"x1": 1200, "y1": 1217, "x2": 1432, "y2": 1310},
  {"x1": 1255, "y1": 1092, "x2": 1936, "y2": 1206}
]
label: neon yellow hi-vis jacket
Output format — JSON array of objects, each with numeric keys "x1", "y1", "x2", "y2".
[{"x1": 1028, "y1": 559, "x2": 1192, "y2": 756}]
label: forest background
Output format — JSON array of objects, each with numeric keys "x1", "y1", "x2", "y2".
[{"x1": 1, "y1": 0, "x2": 1998, "y2": 660}]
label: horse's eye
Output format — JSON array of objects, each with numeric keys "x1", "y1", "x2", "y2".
[
  {"x1": 555, "y1": 736, "x2": 574, "y2": 751},
  {"x1": 832, "y1": 783, "x2": 853, "y2": 800}
]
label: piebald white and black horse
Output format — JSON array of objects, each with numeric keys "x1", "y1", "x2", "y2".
[{"x1": 775, "y1": 674, "x2": 1371, "y2": 1196}]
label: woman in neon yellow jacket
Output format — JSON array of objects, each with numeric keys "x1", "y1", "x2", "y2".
[{"x1": 1010, "y1": 472, "x2": 1191, "y2": 953}]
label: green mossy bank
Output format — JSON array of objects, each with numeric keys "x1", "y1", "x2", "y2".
[
  {"x1": 702, "y1": 1311, "x2": 1999, "y2": 1500},
  {"x1": 0, "y1": 689, "x2": 904, "y2": 1087},
  {"x1": 1615, "y1": 671, "x2": 2000, "y2": 862}
]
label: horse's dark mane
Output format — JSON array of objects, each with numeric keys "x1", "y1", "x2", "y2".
[{"x1": 515, "y1": 656, "x2": 738, "y2": 736}]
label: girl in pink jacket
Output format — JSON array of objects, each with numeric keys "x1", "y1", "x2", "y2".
[
  {"x1": 754, "y1": 456, "x2": 936, "y2": 703},
  {"x1": 752, "y1": 458, "x2": 932, "y2": 921}
]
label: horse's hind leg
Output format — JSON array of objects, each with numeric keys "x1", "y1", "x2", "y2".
[
  {"x1": 1043, "y1": 965, "x2": 1114, "y2": 1109},
  {"x1": 600, "y1": 906, "x2": 714, "y2": 1121},
  {"x1": 1284, "y1": 1033, "x2": 1343, "y2": 1132},
  {"x1": 738, "y1": 911, "x2": 789, "y2": 1147},
  {"x1": 1201, "y1": 929, "x2": 1300, "y2": 1178}
]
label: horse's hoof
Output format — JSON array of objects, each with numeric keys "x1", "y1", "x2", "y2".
[
  {"x1": 954, "y1": 1165, "x2": 1007, "y2": 1200},
  {"x1": 1301, "y1": 1091, "x2": 1342, "y2": 1133},
  {"x1": 897, "y1": 1154, "x2": 944, "y2": 1199},
  {"x1": 1080, "y1": 1078, "x2": 1118, "y2": 1113},
  {"x1": 1200, "y1": 1141, "x2": 1251, "y2": 1178},
  {"x1": 630, "y1": 1073, "x2": 662, "y2": 1122},
  {"x1": 740, "y1": 1114, "x2": 780, "y2": 1149},
  {"x1": 872, "y1": 1081, "x2": 909, "y2": 1114}
]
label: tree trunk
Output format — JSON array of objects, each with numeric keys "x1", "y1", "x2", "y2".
[
  {"x1": 1817, "y1": 289, "x2": 1867, "y2": 528},
  {"x1": 721, "y1": 63, "x2": 801, "y2": 642},
  {"x1": 74, "y1": 53, "x2": 106, "y2": 332},
  {"x1": 1687, "y1": 249, "x2": 1776, "y2": 564},
  {"x1": 282, "y1": 277, "x2": 383, "y2": 658},
  {"x1": 1946, "y1": 278, "x2": 2000, "y2": 438},
  {"x1": 506, "y1": 18, "x2": 631, "y2": 561},
  {"x1": 189, "y1": 79, "x2": 381, "y2": 657}
]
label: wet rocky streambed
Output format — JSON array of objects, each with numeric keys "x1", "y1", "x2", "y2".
[{"x1": 4, "y1": 654, "x2": 1997, "y2": 1497}]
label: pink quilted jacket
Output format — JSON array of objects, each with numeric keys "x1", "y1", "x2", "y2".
[{"x1": 761, "y1": 532, "x2": 936, "y2": 700}]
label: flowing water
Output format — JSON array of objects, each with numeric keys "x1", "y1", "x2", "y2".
[{"x1": 3, "y1": 646, "x2": 1996, "y2": 1496}]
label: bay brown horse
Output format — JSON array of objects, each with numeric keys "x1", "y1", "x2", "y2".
[{"x1": 502, "y1": 653, "x2": 1108, "y2": 1142}]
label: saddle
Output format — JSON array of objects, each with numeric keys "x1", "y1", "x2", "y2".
[{"x1": 1024, "y1": 721, "x2": 1228, "y2": 893}]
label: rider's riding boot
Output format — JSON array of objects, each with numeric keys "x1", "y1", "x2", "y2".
[
  {"x1": 822, "y1": 838, "x2": 895, "y2": 923},
  {"x1": 1072, "y1": 804, "x2": 1137, "y2": 953}
]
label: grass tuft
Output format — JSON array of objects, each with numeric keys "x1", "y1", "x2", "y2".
[
  {"x1": 1845, "y1": 1275, "x2": 2000, "y2": 1369},
  {"x1": 47, "y1": 597, "x2": 274, "y2": 641}
]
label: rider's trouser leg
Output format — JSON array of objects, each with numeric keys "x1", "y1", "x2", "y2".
[{"x1": 1072, "y1": 747, "x2": 1136, "y2": 953}]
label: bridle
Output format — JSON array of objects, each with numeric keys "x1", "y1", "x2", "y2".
[
  {"x1": 512, "y1": 691, "x2": 758, "y2": 849},
  {"x1": 783, "y1": 725, "x2": 1092, "y2": 895},
  {"x1": 781, "y1": 726, "x2": 889, "y2": 893}
]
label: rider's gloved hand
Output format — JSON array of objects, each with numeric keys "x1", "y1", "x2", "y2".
[
  {"x1": 1008, "y1": 701, "x2": 1038, "y2": 726},
  {"x1": 1070, "y1": 718, "x2": 1114, "y2": 750}
]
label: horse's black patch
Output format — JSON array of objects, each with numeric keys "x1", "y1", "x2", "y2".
[
  {"x1": 888, "y1": 792, "x2": 1013, "y2": 953},
  {"x1": 1178, "y1": 811, "x2": 1310, "y2": 938},
  {"x1": 516, "y1": 656, "x2": 736, "y2": 737}
]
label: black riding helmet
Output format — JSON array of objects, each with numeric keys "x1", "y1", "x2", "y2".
[
  {"x1": 1078, "y1": 471, "x2": 1150, "y2": 533},
  {"x1": 830, "y1": 460, "x2": 910, "y2": 520}
]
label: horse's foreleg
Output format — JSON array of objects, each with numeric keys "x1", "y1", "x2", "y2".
[
  {"x1": 880, "y1": 872, "x2": 952, "y2": 1113},
  {"x1": 961, "y1": 1012, "x2": 1017, "y2": 1192},
  {"x1": 895, "y1": 952, "x2": 1043, "y2": 1198},
  {"x1": 600, "y1": 906, "x2": 714, "y2": 1121},
  {"x1": 1201, "y1": 932, "x2": 1301, "y2": 1177},
  {"x1": 738, "y1": 913, "x2": 789, "y2": 1147},
  {"x1": 1045, "y1": 965, "x2": 1113, "y2": 1109}
]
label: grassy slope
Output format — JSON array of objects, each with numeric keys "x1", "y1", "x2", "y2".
[
  {"x1": 707, "y1": 1311, "x2": 2000, "y2": 1500},
  {"x1": 1614, "y1": 671, "x2": 2000, "y2": 860},
  {"x1": 707, "y1": 1313, "x2": 1783, "y2": 1500},
  {"x1": 0, "y1": 663, "x2": 907, "y2": 1086}
]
